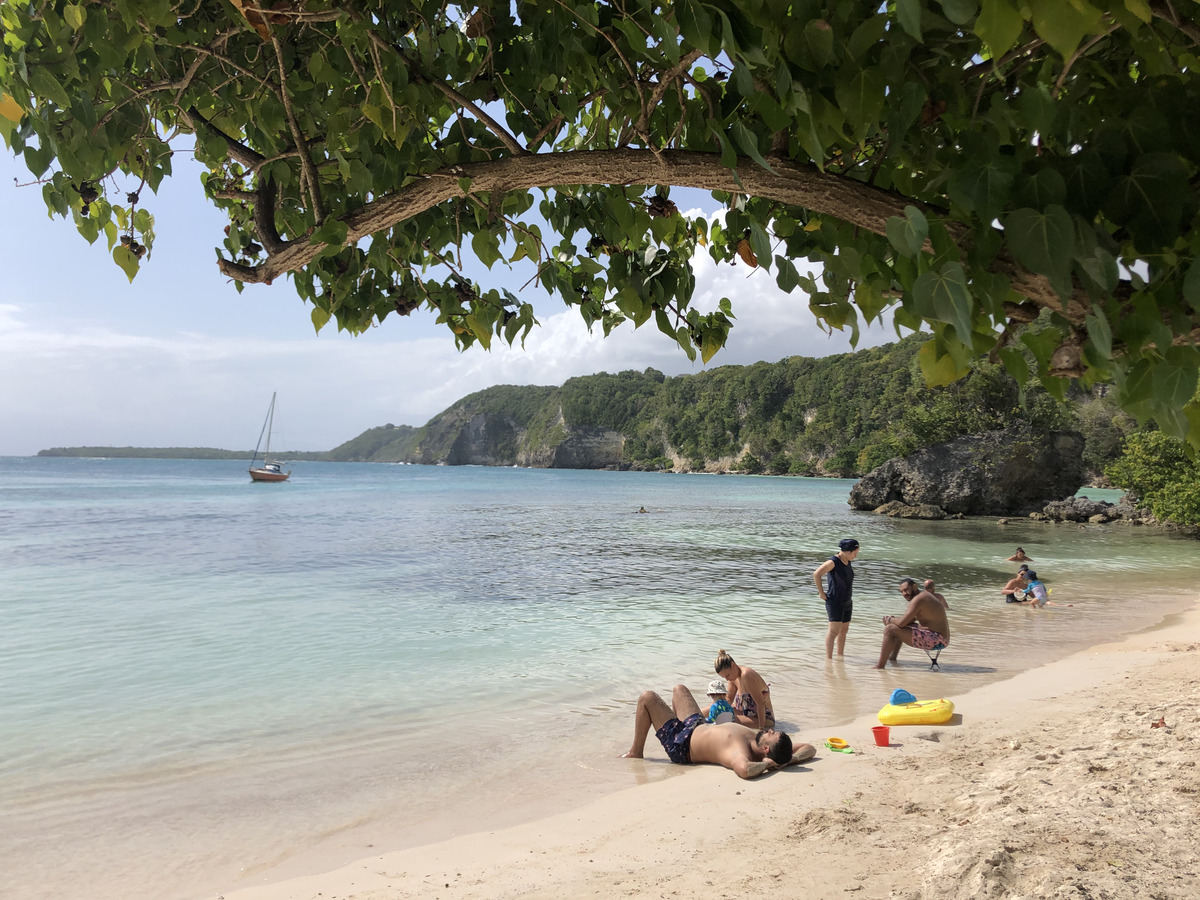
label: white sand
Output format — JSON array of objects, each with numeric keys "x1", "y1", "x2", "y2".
[{"x1": 223, "y1": 601, "x2": 1200, "y2": 900}]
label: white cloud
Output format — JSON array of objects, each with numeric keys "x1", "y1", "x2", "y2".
[{"x1": 0, "y1": 239, "x2": 899, "y2": 455}]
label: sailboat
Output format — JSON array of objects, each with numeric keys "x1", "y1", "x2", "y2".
[{"x1": 248, "y1": 392, "x2": 290, "y2": 482}]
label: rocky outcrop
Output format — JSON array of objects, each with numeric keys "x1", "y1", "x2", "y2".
[
  {"x1": 1040, "y1": 495, "x2": 1156, "y2": 525},
  {"x1": 849, "y1": 428, "x2": 1086, "y2": 517}
]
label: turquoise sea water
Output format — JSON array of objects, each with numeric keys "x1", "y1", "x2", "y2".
[{"x1": 1, "y1": 457, "x2": 1196, "y2": 900}]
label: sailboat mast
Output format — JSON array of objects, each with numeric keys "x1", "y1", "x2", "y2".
[{"x1": 264, "y1": 392, "x2": 276, "y2": 458}]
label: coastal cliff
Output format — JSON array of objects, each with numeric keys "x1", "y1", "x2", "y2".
[{"x1": 334, "y1": 334, "x2": 1136, "y2": 475}]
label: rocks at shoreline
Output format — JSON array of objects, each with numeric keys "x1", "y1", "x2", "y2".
[
  {"x1": 1036, "y1": 495, "x2": 1156, "y2": 525},
  {"x1": 849, "y1": 427, "x2": 1086, "y2": 518}
]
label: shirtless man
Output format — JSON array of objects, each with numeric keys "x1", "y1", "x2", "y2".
[
  {"x1": 888, "y1": 578, "x2": 949, "y2": 661},
  {"x1": 620, "y1": 685, "x2": 816, "y2": 779},
  {"x1": 874, "y1": 578, "x2": 951, "y2": 669},
  {"x1": 1001, "y1": 568, "x2": 1029, "y2": 603},
  {"x1": 1007, "y1": 547, "x2": 1032, "y2": 562}
]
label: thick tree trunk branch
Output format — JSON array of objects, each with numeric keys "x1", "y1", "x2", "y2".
[{"x1": 219, "y1": 148, "x2": 1085, "y2": 322}]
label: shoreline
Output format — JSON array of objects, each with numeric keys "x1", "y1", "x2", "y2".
[{"x1": 223, "y1": 597, "x2": 1200, "y2": 900}]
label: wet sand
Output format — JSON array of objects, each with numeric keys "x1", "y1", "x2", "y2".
[{"x1": 222, "y1": 596, "x2": 1200, "y2": 900}]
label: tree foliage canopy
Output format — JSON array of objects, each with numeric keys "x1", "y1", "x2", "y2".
[{"x1": 3, "y1": 0, "x2": 1200, "y2": 441}]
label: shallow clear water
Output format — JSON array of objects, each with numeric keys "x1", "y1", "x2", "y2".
[{"x1": 1, "y1": 457, "x2": 1196, "y2": 900}]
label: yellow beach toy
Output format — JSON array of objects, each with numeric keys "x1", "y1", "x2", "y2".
[
  {"x1": 877, "y1": 698, "x2": 955, "y2": 725},
  {"x1": 824, "y1": 736, "x2": 854, "y2": 753}
]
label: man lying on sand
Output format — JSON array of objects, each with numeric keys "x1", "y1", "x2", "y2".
[
  {"x1": 875, "y1": 577, "x2": 951, "y2": 669},
  {"x1": 621, "y1": 684, "x2": 816, "y2": 778}
]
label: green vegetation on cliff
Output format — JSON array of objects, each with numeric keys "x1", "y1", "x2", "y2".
[
  {"x1": 400, "y1": 334, "x2": 1136, "y2": 478},
  {"x1": 327, "y1": 424, "x2": 420, "y2": 462}
]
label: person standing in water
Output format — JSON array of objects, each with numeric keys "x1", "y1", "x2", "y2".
[{"x1": 813, "y1": 538, "x2": 860, "y2": 659}]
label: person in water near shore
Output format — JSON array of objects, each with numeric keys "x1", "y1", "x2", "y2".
[
  {"x1": 874, "y1": 578, "x2": 951, "y2": 669},
  {"x1": 704, "y1": 679, "x2": 736, "y2": 724},
  {"x1": 813, "y1": 538, "x2": 859, "y2": 659},
  {"x1": 620, "y1": 684, "x2": 815, "y2": 778},
  {"x1": 1002, "y1": 569, "x2": 1030, "y2": 603},
  {"x1": 888, "y1": 578, "x2": 950, "y2": 662},
  {"x1": 714, "y1": 649, "x2": 774, "y2": 730},
  {"x1": 1024, "y1": 571, "x2": 1073, "y2": 608},
  {"x1": 1007, "y1": 547, "x2": 1032, "y2": 562},
  {"x1": 924, "y1": 579, "x2": 949, "y2": 609}
]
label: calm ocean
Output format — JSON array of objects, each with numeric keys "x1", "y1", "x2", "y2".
[{"x1": 2, "y1": 457, "x2": 1196, "y2": 900}]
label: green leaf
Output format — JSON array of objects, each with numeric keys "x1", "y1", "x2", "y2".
[
  {"x1": 975, "y1": 0, "x2": 1024, "y2": 56},
  {"x1": 112, "y1": 245, "x2": 139, "y2": 282},
  {"x1": 855, "y1": 279, "x2": 889, "y2": 322},
  {"x1": 465, "y1": 314, "x2": 493, "y2": 350},
  {"x1": 1183, "y1": 260, "x2": 1200, "y2": 316},
  {"x1": 997, "y1": 346, "x2": 1031, "y2": 387},
  {"x1": 1103, "y1": 152, "x2": 1189, "y2": 250},
  {"x1": 1123, "y1": 0, "x2": 1152, "y2": 23},
  {"x1": 918, "y1": 340, "x2": 970, "y2": 386},
  {"x1": 29, "y1": 67, "x2": 71, "y2": 110},
  {"x1": 939, "y1": 0, "x2": 978, "y2": 26},
  {"x1": 848, "y1": 15, "x2": 888, "y2": 60},
  {"x1": 834, "y1": 67, "x2": 887, "y2": 142},
  {"x1": 1014, "y1": 167, "x2": 1066, "y2": 209},
  {"x1": 775, "y1": 256, "x2": 801, "y2": 292},
  {"x1": 896, "y1": 0, "x2": 923, "y2": 41},
  {"x1": 886, "y1": 205, "x2": 928, "y2": 259},
  {"x1": 1002, "y1": 206, "x2": 1074, "y2": 281},
  {"x1": 1078, "y1": 247, "x2": 1119, "y2": 294},
  {"x1": 310, "y1": 218, "x2": 349, "y2": 246},
  {"x1": 913, "y1": 261, "x2": 975, "y2": 340},
  {"x1": 1152, "y1": 360, "x2": 1198, "y2": 411},
  {"x1": 730, "y1": 121, "x2": 773, "y2": 172},
  {"x1": 63, "y1": 3, "x2": 86, "y2": 30},
  {"x1": 1085, "y1": 310, "x2": 1113, "y2": 358},
  {"x1": 1027, "y1": 0, "x2": 1102, "y2": 58},
  {"x1": 700, "y1": 327, "x2": 726, "y2": 363},
  {"x1": 949, "y1": 155, "x2": 1017, "y2": 220},
  {"x1": 311, "y1": 306, "x2": 331, "y2": 331}
]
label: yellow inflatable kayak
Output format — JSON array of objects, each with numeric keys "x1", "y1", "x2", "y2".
[{"x1": 877, "y1": 698, "x2": 955, "y2": 725}]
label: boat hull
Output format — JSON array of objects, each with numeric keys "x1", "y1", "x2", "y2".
[{"x1": 249, "y1": 468, "x2": 289, "y2": 482}]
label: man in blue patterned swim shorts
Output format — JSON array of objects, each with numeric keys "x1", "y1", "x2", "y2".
[{"x1": 620, "y1": 684, "x2": 816, "y2": 779}]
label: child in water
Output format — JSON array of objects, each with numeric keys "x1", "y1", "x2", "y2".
[{"x1": 705, "y1": 679, "x2": 736, "y2": 724}]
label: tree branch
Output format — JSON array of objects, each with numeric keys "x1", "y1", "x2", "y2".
[
  {"x1": 251, "y1": 1, "x2": 325, "y2": 222},
  {"x1": 216, "y1": 148, "x2": 1087, "y2": 323}
]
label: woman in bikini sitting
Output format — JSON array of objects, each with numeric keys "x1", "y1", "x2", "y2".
[{"x1": 714, "y1": 649, "x2": 774, "y2": 731}]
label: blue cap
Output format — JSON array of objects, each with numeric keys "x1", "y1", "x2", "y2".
[{"x1": 839, "y1": 538, "x2": 860, "y2": 552}]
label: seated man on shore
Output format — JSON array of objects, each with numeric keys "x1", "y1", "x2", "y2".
[
  {"x1": 874, "y1": 577, "x2": 951, "y2": 669},
  {"x1": 620, "y1": 684, "x2": 816, "y2": 779}
]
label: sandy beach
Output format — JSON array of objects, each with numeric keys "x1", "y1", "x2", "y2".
[{"x1": 221, "y1": 599, "x2": 1200, "y2": 900}]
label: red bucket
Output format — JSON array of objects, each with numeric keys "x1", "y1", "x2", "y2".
[{"x1": 872, "y1": 725, "x2": 890, "y2": 747}]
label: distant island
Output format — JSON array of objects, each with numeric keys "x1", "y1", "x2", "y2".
[
  {"x1": 39, "y1": 335, "x2": 1133, "y2": 481},
  {"x1": 37, "y1": 447, "x2": 335, "y2": 461}
]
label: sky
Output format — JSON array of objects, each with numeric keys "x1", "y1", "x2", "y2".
[{"x1": 0, "y1": 148, "x2": 899, "y2": 456}]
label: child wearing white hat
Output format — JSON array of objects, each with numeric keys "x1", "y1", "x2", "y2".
[{"x1": 705, "y1": 679, "x2": 736, "y2": 724}]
